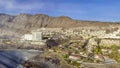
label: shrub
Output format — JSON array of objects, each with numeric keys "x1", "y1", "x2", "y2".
[{"x1": 109, "y1": 45, "x2": 120, "y2": 62}]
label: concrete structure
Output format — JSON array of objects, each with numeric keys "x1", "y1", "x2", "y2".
[
  {"x1": 21, "y1": 32, "x2": 43, "y2": 41},
  {"x1": 32, "y1": 32, "x2": 42, "y2": 41},
  {"x1": 21, "y1": 34, "x2": 33, "y2": 41},
  {"x1": 100, "y1": 38, "x2": 120, "y2": 46}
]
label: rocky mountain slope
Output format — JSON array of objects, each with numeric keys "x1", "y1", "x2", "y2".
[{"x1": 0, "y1": 13, "x2": 120, "y2": 37}]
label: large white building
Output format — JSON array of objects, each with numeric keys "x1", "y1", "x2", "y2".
[
  {"x1": 21, "y1": 32, "x2": 43, "y2": 41},
  {"x1": 21, "y1": 34, "x2": 33, "y2": 41}
]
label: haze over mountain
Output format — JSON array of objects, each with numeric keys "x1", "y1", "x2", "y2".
[{"x1": 0, "y1": 13, "x2": 120, "y2": 37}]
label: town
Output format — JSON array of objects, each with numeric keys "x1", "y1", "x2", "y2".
[{"x1": 1, "y1": 26, "x2": 120, "y2": 68}]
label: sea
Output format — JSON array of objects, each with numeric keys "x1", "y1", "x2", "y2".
[{"x1": 0, "y1": 50, "x2": 42, "y2": 68}]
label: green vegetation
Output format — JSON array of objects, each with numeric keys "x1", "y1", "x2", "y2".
[
  {"x1": 94, "y1": 46, "x2": 102, "y2": 54},
  {"x1": 100, "y1": 44, "x2": 120, "y2": 49},
  {"x1": 109, "y1": 45, "x2": 120, "y2": 62},
  {"x1": 34, "y1": 36, "x2": 120, "y2": 68},
  {"x1": 70, "y1": 61, "x2": 80, "y2": 68}
]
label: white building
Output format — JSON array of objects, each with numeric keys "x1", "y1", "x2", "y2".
[
  {"x1": 21, "y1": 32, "x2": 43, "y2": 41},
  {"x1": 22, "y1": 34, "x2": 33, "y2": 41},
  {"x1": 32, "y1": 32, "x2": 42, "y2": 41}
]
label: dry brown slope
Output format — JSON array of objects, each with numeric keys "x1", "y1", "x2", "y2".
[{"x1": 0, "y1": 13, "x2": 120, "y2": 34}]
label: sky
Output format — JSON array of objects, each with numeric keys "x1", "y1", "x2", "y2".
[{"x1": 0, "y1": 0, "x2": 120, "y2": 22}]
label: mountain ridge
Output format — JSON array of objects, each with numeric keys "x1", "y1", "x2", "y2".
[{"x1": 0, "y1": 13, "x2": 120, "y2": 36}]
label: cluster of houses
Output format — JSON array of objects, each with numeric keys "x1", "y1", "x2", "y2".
[
  {"x1": 21, "y1": 27, "x2": 120, "y2": 46},
  {"x1": 19, "y1": 27, "x2": 120, "y2": 66}
]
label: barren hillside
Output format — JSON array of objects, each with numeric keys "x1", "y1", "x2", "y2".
[{"x1": 0, "y1": 13, "x2": 120, "y2": 36}]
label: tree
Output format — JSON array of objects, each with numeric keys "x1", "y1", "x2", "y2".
[{"x1": 46, "y1": 38, "x2": 58, "y2": 48}]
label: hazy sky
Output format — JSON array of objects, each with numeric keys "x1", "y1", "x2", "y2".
[{"x1": 0, "y1": 0, "x2": 120, "y2": 22}]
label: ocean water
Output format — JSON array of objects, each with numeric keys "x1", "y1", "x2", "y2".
[
  {"x1": 0, "y1": 50, "x2": 24, "y2": 68},
  {"x1": 0, "y1": 49, "x2": 42, "y2": 68}
]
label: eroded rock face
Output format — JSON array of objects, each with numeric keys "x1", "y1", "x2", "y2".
[
  {"x1": 84, "y1": 38, "x2": 98, "y2": 60},
  {"x1": 86, "y1": 38, "x2": 97, "y2": 54}
]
